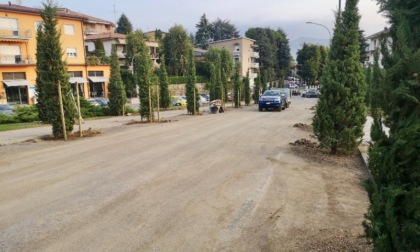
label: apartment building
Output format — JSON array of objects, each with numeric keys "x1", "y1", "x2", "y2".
[
  {"x1": 0, "y1": 3, "x2": 110, "y2": 105},
  {"x1": 208, "y1": 37, "x2": 259, "y2": 86},
  {"x1": 364, "y1": 27, "x2": 391, "y2": 68},
  {"x1": 86, "y1": 31, "x2": 162, "y2": 69}
]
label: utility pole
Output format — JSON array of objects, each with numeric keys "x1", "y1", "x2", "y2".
[{"x1": 338, "y1": 0, "x2": 342, "y2": 18}]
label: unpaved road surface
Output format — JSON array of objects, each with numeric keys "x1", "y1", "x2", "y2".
[{"x1": 0, "y1": 97, "x2": 370, "y2": 251}]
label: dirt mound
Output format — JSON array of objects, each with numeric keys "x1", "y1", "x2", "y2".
[
  {"x1": 290, "y1": 138, "x2": 318, "y2": 148},
  {"x1": 293, "y1": 123, "x2": 312, "y2": 131}
]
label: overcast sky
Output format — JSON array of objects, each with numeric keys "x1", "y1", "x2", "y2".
[{"x1": 15, "y1": 0, "x2": 388, "y2": 40}]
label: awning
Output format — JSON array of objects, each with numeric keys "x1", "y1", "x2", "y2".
[
  {"x1": 3, "y1": 79, "x2": 30, "y2": 87},
  {"x1": 69, "y1": 77, "x2": 88, "y2": 84},
  {"x1": 88, "y1": 77, "x2": 108, "y2": 83}
]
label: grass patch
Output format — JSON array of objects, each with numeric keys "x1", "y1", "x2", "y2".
[{"x1": 0, "y1": 122, "x2": 46, "y2": 132}]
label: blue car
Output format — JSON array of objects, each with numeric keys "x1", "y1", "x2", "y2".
[{"x1": 258, "y1": 90, "x2": 284, "y2": 112}]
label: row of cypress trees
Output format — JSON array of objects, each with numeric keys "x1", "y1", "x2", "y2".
[
  {"x1": 311, "y1": 0, "x2": 419, "y2": 248},
  {"x1": 362, "y1": 0, "x2": 420, "y2": 250}
]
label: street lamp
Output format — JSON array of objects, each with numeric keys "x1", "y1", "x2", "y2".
[{"x1": 306, "y1": 21, "x2": 332, "y2": 41}]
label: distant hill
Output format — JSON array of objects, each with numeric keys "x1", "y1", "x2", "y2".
[{"x1": 290, "y1": 37, "x2": 330, "y2": 60}]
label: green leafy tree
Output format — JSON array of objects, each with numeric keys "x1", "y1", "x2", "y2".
[
  {"x1": 312, "y1": 0, "x2": 366, "y2": 154},
  {"x1": 185, "y1": 47, "x2": 199, "y2": 114},
  {"x1": 297, "y1": 43, "x2": 326, "y2": 84},
  {"x1": 158, "y1": 55, "x2": 171, "y2": 110},
  {"x1": 210, "y1": 18, "x2": 239, "y2": 41},
  {"x1": 133, "y1": 31, "x2": 154, "y2": 122},
  {"x1": 115, "y1": 14, "x2": 133, "y2": 34},
  {"x1": 125, "y1": 30, "x2": 144, "y2": 69},
  {"x1": 195, "y1": 13, "x2": 211, "y2": 49},
  {"x1": 244, "y1": 71, "x2": 251, "y2": 105},
  {"x1": 363, "y1": 0, "x2": 420, "y2": 250},
  {"x1": 94, "y1": 39, "x2": 105, "y2": 57},
  {"x1": 261, "y1": 69, "x2": 268, "y2": 93},
  {"x1": 108, "y1": 45, "x2": 127, "y2": 115},
  {"x1": 233, "y1": 61, "x2": 241, "y2": 108},
  {"x1": 120, "y1": 69, "x2": 136, "y2": 98},
  {"x1": 35, "y1": 0, "x2": 75, "y2": 137},
  {"x1": 162, "y1": 25, "x2": 190, "y2": 76}
]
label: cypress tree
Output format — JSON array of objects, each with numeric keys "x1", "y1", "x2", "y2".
[
  {"x1": 253, "y1": 69, "x2": 261, "y2": 103},
  {"x1": 363, "y1": 0, "x2": 420, "y2": 249},
  {"x1": 35, "y1": 0, "x2": 75, "y2": 137},
  {"x1": 186, "y1": 46, "x2": 199, "y2": 115},
  {"x1": 244, "y1": 71, "x2": 251, "y2": 106},
  {"x1": 220, "y1": 48, "x2": 234, "y2": 103},
  {"x1": 233, "y1": 61, "x2": 241, "y2": 108},
  {"x1": 159, "y1": 55, "x2": 171, "y2": 110},
  {"x1": 134, "y1": 36, "x2": 153, "y2": 122},
  {"x1": 108, "y1": 45, "x2": 127, "y2": 115},
  {"x1": 206, "y1": 48, "x2": 222, "y2": 100},
  {"x1": 115, "y1": 14, "x2": 133, "y2": 34},
  {"x1": 312, "y1": 0, "x2": 366, "y2": 154}
]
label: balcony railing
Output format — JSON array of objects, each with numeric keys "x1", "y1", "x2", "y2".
[
  {"x1": 84, "y1": 28, "x2": 98, "y2": 35},
  {"x1": 252, "y1": 52, "x2": 260, "y2": 58},
  {"x1": 251, "y1": 62, "x2": 259, "y2": 68},
  {"x1": 233, "y1": 51, "x2": 240, "y2": 57},
  {"x1": 0, "y1": 29, "x2": 32, "y2": 39},
  {"x1": 0, "y1": 54, "x2": 34, "y2": 65},
  {"x1": 150, "y1": 53, "x2": 159, "y2": 59}
]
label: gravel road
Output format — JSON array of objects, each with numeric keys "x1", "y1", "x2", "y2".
[{"x1": 0, "y1": 97, "x2": 369, "y2": 251}]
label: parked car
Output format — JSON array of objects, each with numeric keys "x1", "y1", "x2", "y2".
[
  {"x1": 200, "y1": 94, "x2": 210, "y2": 102},
  {"x1": 258, "y1": 90, "x2": 284, "y2": 112},
  {"x1": 94, "y1": 99, "x2": 109, "y2": 107},
  {"x1": 0, "y1": 104, "x2": 15, "y2": 115},
  {"x1": 171, "y1": 96, "x2": 187, "y2": 106},
  {"x1": 306, "y1": 90, "x2": 319, "y2": 98},
  {"x1": 301, "y1": 89, "x2": 308, "y2": 97},
  {"x1": 292, "y1": 89, "x2": 300, "y2": 96}
]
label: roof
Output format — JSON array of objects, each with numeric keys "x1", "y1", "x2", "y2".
[
  {"x1": 86, "y1": 32, "x2": 126, "y2": 40},
  {"x1": 208, "y1": 36, "x2": 256, "y2": 44},
  {"x1": 366, "y1": 28, "x2": 389, "y2": 39},
  {"x1": 0, "y1": 3, "x2": 114, "y2": 26}
]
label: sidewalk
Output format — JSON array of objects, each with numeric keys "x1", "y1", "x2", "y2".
[
  {"x1": 0, "y1": 108, "x2": 207, "y2": 145},
  {"x1": 358, "y1": 116, "x2": 373, "y2": 167}
]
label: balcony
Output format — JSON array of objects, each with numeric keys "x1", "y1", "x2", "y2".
[
  {"x1": 150, "y1": 53, "x2": 159, "y2": 59},
  {"x1": 0, "y1": 54, "x2": 34, "y2": 65},
  {"x1": 252, "y1": 52, "x2": 260, "y2": 58},
  {"x1": 84, "y1": 28, "x2": 98, "y2": 35},
  {"x1": 251, "y1": 62, "x2": 259, "y2": 68},
  {"x1": 233, "y1": 51, "x2": 240, "y2": 58},
  {"x1": 0, "y1": 29, "x2": 32, "y2": 40},
  {"x1": 250, "y1": 73, "x2": 258, "y2": 79}
]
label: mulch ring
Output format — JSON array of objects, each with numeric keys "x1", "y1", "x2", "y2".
[
  {"x1": 125, "y1": 119, "x2": 177, "y2": 125},
  {"x1": 293, "y1": 123, "x2": 313, "y2": 131},
  {"x1": 289, "y1": 138, "x2": 365, "y2": 171},
  {"x1": 24, "y1": 128, "x2": 104, "y2": 143}
]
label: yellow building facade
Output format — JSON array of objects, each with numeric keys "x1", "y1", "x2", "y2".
[{"x1": 0, "y1": 3, "x2": 110, "y2": 105}]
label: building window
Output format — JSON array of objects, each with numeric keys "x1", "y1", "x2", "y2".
[
  {"x1": 2, "y1": 72, "x2": 26, "y2": 80},
  {"x1": 35, "y1": 21, "x2": 44, "y2": 31},
  {"x1": 64, "y1": 24, "x2": 75, "y2": 35},
  {"x1": 0, "y1": 17, "x2": 18, "y2": 35},
  {"x1": 68, "y1": 71, "x2": 83, "y2": 77},
  {"x1": 66, "y1": 48, "x2": 77, "y2": 58},
  {"x1": 88, "y1": 71, "x2": 104, "y2": 77}
]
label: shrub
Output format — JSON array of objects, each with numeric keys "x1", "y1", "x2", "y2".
[{"x1": 14, "y1": 105, "x2": 39, "y2": 122}]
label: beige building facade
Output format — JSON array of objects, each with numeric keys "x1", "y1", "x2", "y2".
[{"x1": 209, "y1": 37, "x2": 259, "y2": 86}]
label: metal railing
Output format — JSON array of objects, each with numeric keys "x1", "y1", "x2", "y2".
[
  {"x1": 0, "y1": 54, "x2": 33, "y2": 64},
  {"x1": 0, "y1": 29, "x2": 32, "y2": 39}
]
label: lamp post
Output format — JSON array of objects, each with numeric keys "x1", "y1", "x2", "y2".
[{"x1": 306, "y1": 21, "x2": 332, "y2": 42}]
